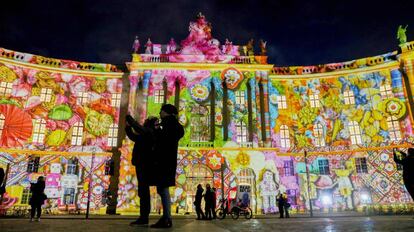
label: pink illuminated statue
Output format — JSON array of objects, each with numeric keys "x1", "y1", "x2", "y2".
[
  {"x1": 180, "y1": 12, "x2": 221, "y2": 56},
  {"x1": 145, "y1": 38, "x2": 153, "y2": 54},
  {"x1": 224, "y1": 38, "x2": 233, "y2": 55},
  {"x1": 168, "y1": 38, "x2": 177, "y2": 53},
  {"x1": 132, "y1": 36, "x2": 140, "y2": 53}
]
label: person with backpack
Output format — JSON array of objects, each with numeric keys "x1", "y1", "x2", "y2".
[{"x1": 29, "y1": 176, "x2": 47, "y2": 222}]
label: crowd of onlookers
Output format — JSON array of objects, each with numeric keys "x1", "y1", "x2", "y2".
[{"x1": 194, "y1": 184, "x2": 217, "y2": 220}]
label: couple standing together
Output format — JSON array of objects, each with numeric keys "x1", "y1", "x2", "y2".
[{"x1": 126, "y1": 104, "x2": 184, "y2": 228}]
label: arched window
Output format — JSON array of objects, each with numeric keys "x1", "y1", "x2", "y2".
[
  {"x1": 343, "y1": 90, "x2": 355, "y2": 105},
  {"x1": 387, "y1": 116, "x2": 402, "y2": 142},
  {"x1": 32, "y1": 119, "x2": 46, "y2": 144},
  {"x1": 348, "y1": 121, "x2": 362, "y2": 145},
  {"x1": 280, "y1": 125, "x2": 290, "y2": 148},
  {"x1": 236, "y1": 121, "x2": 248, "y2": 143},
  {"x1": 67, "y1": 158, "x2": 78, "y2": 175},
  {"x1": 313, "y1": 123, "x2": 325, "y2": 147},
  {"x1": 185, "y1": 164, "x2": 213, "y2": 212},
  {"x1": 71, "y1": 122, "x2": 83, "y2": 146},
  {"x1": 237, "y1": 168, "x2": 256, "y2": 210},
  {"x1": 107, "y1": 124, "x2": 118, "y2": 147},
  {"x1": 0, "y1": 114, "x2": 5, "y2": 138}
]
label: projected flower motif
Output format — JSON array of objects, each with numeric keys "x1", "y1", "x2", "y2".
[
  {"x1": 190, "y1": 84, "x2": 209, "y2": 102},
  {"x1": 221, "y1": 68, "x2": 243, "y2": 89},
  {"x1": 384, "y1": 98, "x2": 406, "y2": 119},
  {"x1": 269, "y1": 94, "x2": 278, "y2": 105},
  {"x1": 206, "y1": 150, "x2": 223, "y2": 170}
]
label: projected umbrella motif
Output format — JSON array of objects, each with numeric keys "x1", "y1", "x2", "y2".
[{"x1": 0, "y1": 104, "x2": 33, "y2": 147}]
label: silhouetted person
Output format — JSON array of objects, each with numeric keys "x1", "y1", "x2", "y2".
[
  {"x1": 194, "y1": 184, "x2": 205, "y2": 220},
  {"x1": 394, "y1": 148, "x2": 414, "y2": 200},
  {"x1": 126, "y1": 115, "x2": 158, "y2": 226},
  {"x1": 0, "y1": 167, "x2": 5, "y2": 202},
  {"x1": 151, "y1": 104, "x2": 184, "y2": 228},
  {"x1": 283, "y1": 192, "x2": 290, "y2": 218},
  {"x1": 212, "y1": 187, "x2": 217, "y2": 219},
  {"x1": 277, "y1": 193, "x2": 285, "y2": 218},
  {"x1": 204, "y1": 184, "x2": 214, "y2": 220},
  {"x1": 29, "y1": 176, "x2": 46, "y2": 222}
]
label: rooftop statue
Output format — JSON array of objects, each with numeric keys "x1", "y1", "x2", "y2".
[
  {"x1": 168, "y1": 38, "x2": 177, "y2": 53},
  {"x1": 180, "y1": 12, "x2": 222, "y2": 56},
  {"x1": 397, "y1": 25, "x2": 408, "y2": 44},
  {"x1": 132, "y1": 36, "x2": 140, "y2": 53},
  {"x1": 259, "y1": 39, "x2": 267, "y2": 56},
  {"x1": 145, "y1": 38, "x2": 153, "y2": 54},
  {"x1": 246, "y1": 39, "x2": 254, "y2": 56}
]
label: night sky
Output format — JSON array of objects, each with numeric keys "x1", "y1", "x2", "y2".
[{"x1": 1, "y1": 0, "x2": 413, "y2": 67}]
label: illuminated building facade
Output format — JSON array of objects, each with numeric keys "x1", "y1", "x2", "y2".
[{"x1": 2, "y1": 14, "x2": 414, "y2": 215}]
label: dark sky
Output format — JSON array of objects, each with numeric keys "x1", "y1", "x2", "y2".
[{"x1": 1, "y1": 0, "x2": 413, "y2": 67}]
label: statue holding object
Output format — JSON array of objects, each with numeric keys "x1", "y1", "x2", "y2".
[
  {"x1": 259, "y1": 39, "x2": 267, "y2": 56},
  {"x1": 397, "y1": 25, "x2": 408, "y2": 45},
  {"x1": 246, "y1": 39, "x2": 254, "y2": 56},
  {"x1": 145, "y1": 38, "x2": 153, "y2": 54},
  {"x1": 132, "y1": 36, "x2": 140, "y2": 53}
]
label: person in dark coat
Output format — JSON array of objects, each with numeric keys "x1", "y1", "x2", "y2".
[
  {"x1": 150, "y1": 104, "x2": 184, "y2": 228},
  {"x1": 277, "y1": 193, "x2": 285, "y2": 218},
  {"x1": 393, "y1": 148, "x2": 414, "y2": 200},
  {"x1": 0, "y1": 167, "x2": 5, "y2": 202},
  {"x1": 212, "y1": 187, "x2": 217, "y2": 219},
  {"x1": 283, "y1": 192, "x2": 290, "y2": 218},
  {"x1": 126, "y1": 115, "x2": 158, "y2": 226},
  {"x1": 204, "y1": 184, "x2": 214, "y2": 220},
  {"x1": 29, "y1": 176, "x2": 46, "y2": 222},
  {"x1": 194, "y1": 184, "x2": 205, "y2": 220}
]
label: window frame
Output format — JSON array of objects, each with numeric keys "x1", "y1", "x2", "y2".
[
  {"x1": 355, "y1": 157, "x2": 368, "y2": 174},
  {"x1": 32, "y1": 118, "x2": 46, "y2": 144},
  {"x1": 107, "y1": 123, "x2": 118, "y2": 147},
  {"x1": 276, "y1": 95, "x2": 288, "y2": 109},
  {"x1": 280, "y1": 125, "x2": 290, "y2": 148},
  {"x1": 318, "y1": 159, "x2": 330, "y2": 175},
  {"x1": 348, "y1": 121, "x2": 363, "y2": 145},
  {"x1": 387, "y1": 116, "x2": 402, "y2": 142},
  {"x1": 0, "y1": 81, "x2": 13, "y2": 96},
  {"x1": 309, "y1": 93, "x2": 320, "y2": 108},
  {"x1": 111, "y1": 93, "x2": 121, "y2": 108},
  {"x1": 71, "y1": 122, "x2": 83, "y2": 146},
  {"x1": 77, "y1": 91, "x2": 89, "y2": 105},
  {"x1": 40, "y1": 88, "x2": 53, "y2": 102},
  {"x1": 236, "y1": 120, "x2": 248, "y2": 143},
  {"x1": 343, "y1": 90, "x2": 355, "y2": 105},
  {"x1": 380, "y1": 84, "x2": 393, "y2": 99},
  {"x1": 154, "y1": 89, "x2": 164, "y2": 104},
  {"x1": 313, "y1": 123, "x2": 325, "y2": 147},
  {"x1": 235, "y1": 90, "x2": 246, "y2": 105},
  {"x1": 283, "y1": 160, "x2": 294, "y2": 176}
]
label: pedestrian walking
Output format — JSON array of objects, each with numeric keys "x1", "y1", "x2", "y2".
[
  {"x1": 126, "y1": 115, "x2": 158, "y2": 226},
  {"x1": 393, "y1": 148, "x2": 414, "y2": 200},
  {"x1": 204, "y1": 184, "x2": 214, "y2": 220},
  {"x1": 150, "y1": 104, "x2": 184, "y2": 228},
  {"x1": 194, "y1": 184, "x2": 205, "y2": 220},
  {"x1": 277, "y1": 193, "x2": 285, "y2": 218},
  {"x1": 29, "y1": 176, "x2": 47, "y2": 222}
]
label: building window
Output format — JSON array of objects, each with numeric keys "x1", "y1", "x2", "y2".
[
  {"x1": 280, "y1": 125, "x2": 290, "y2": 148},
  {"x1": 313, "y1": 123, "x2": 325, "y2": 147},
  {"x1": 67, "y1": 158, "x2": 78, "y2": 175},
  {"x1": 283, "y1": 160, "x2": 294, "y2": 176},
  {"x1": 27, "y1": 156, "x2": 40, "y2": 173},
  {"x1": 190, "y1": 106, "x2": 210, "y2": 142},
  {"x1": 309, "y1": 93, "x2": 320, "y2": 108},
  {"x1": 348, "y1": 121, "x2": 362, "y2": 145},
  {"x1": 380, "y1": 84, "x2": 393, "y2": 99},
  {"x1": 63, "y1": 188, "x2": 76, "y2": 205},
  {"x1": 40, "y1": 88, "x2": 53, "y2": 102},
  {"x1": 21, "y1": 188, "x2": 32, "y2": 205},
  {"x1": 235, "y1": 91, "x2": 245, "y2": 105},
  {"x1": 286, "y1": 189, "x2": 297, "y2": 205},
  {"x1": 71, "y1": 122, "x2": 83, "y2": 146},
  {"x1": 111, "y1": 93, "x2": 121, "y2": 107},
  {"x1": 32, "y1": 119, "x2": 46, "y2": 144},
  {"x1": 154, "y1": 89, "x2": 164, "y2": 104},
  {"x1": 237, "y1": 168, "x2": 256, "y2": 188},
  {"x1": 343, "y1": 90, "x2": 355, "y2": 105},
  {"x1": 355, "y1": 157, "x2": 368, "y2": 174},
  {"x1": 387, "y1": 116, "x2": 402, "y2": 142},
  {"x1": 276, "y1": 95, "x2": 287, "y2": 109},
  {"x1": 0, "y1": 114, "x2": 5, "y2": 138},
  {"x1": 0, "y1": 81, "x2": 13, "y2": 96},
  {"x1": 77, "y1": 92, "x2": 89, "y2": 105},
  {"x1": 318, "y1": 159, "x2": 330, "y2": 175},
  {"x1": 236, "y1": 121, "x2": 248, "y2": 143},
  {"x1": 107, "y1": 124, "x2": 118, "y2": 147}
]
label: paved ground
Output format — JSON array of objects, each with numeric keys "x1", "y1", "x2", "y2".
[{"x1": 1, "y1": 215, "x2": 414, "y2": 232}]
